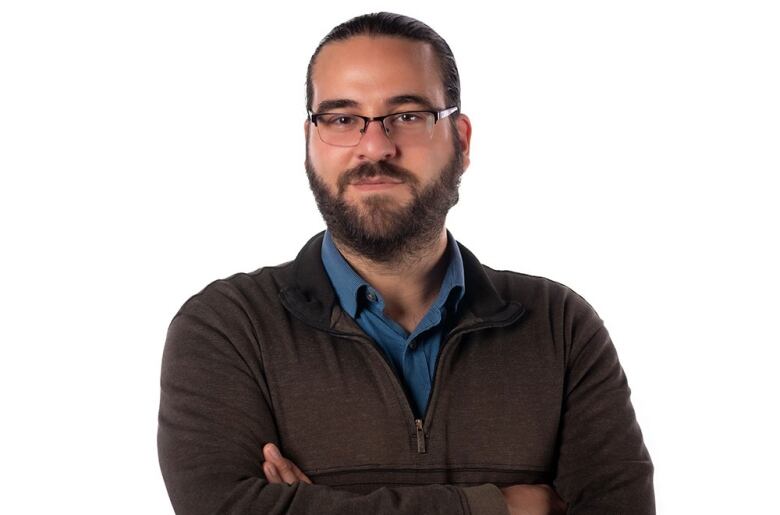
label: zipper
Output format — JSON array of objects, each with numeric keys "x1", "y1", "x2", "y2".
[{"x1": 415, "y1": 419, "x2": 426, "y2": 453}]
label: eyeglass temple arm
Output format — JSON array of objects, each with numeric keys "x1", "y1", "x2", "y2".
[{"x1": 435, "y1": 106, "x2": 459, "y2": 121}]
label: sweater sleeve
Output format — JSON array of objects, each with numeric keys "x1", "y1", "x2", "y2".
[
  {"x1": 157, "y1": 290, "x2": 505, "y2": 515},
  {"x1": 552, "y1": 291, "x2": 655, "y2": 514}
]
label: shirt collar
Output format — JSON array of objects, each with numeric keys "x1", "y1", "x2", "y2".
[
  {"x1": 320, "y1": 230, "x2": 368, "y2": 317},
  {"x1": 320, "y1": 230, "x2": 466, "y2": 319}
]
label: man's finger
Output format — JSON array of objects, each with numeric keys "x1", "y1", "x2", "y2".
[
  {"x1": 263, "y1": 443, "x2": 282, "y2": 462},
  {"x1": 263, "y1": 461, "x2": 282, "y2": 484},
  {"x1": 289, "y1": 462, "x2": 313, "y2": 484},
  {"x1": 262, "y1": 443, "x2": 312, "y2": 485},
  {"x1": 262, "y1": 443, "x2": 297, "y2": 484},
  {"x1": 273, "y1": 455, "x2": 300, "y2": 484}
]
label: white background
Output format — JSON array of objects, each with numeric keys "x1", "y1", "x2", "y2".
[{"x1": 1, "y1": 1, "x2": 778, "y2": 513}]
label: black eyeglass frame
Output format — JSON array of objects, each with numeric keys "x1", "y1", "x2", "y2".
[{"x1": 307, "y1": 106, "x2": 459, "y2": 147}]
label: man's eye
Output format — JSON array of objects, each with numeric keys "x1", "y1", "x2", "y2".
[
  {"x1": 398, "y1": 113, "x2": 420, "y2": 122},
  {"x1": 323, "y1": 115, "x2": 357, "y2": 126}
]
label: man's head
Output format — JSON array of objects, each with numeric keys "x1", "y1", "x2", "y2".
[{"x1": 304, "y1": 13, "x2": 472, "y2": 263}]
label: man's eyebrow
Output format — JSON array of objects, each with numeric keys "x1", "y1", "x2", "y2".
[
  {"x1": 314, "y1": 99, "x2": 360, "y2": 113},
  {"x1": 314, "y1": 94, "x2": 438, "y2": 114},
  {"x1": 386, "y1": 94, "x2": 437, "y2": 111}
]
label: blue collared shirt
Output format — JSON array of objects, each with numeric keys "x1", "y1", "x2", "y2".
[{"x1": 321, "y1": 230, "x2": 466, "y2": 418}]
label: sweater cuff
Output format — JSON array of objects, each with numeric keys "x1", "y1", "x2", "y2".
[{"x1": 462, "y1": 484, "x2": 509, "y2": 515}]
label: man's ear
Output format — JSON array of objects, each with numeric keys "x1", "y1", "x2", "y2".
[
  {"x1": 303, "y1": 119, "x2": 310, "y2": 167},
  {"x1": 455, "y1": 113, "x2": 472, "y2": 171}
]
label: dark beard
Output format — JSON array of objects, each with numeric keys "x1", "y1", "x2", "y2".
[{"x1": 305, "y1": 137, "x2": 464, "y2": 264}]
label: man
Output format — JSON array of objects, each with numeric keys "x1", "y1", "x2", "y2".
[{"x1": 158, "y1": 12, "x2": 654, "y2": 515}]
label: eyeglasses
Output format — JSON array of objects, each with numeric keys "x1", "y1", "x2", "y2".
[{"x1": 307, "y1": 106, "x2": 459, "y2": 147}]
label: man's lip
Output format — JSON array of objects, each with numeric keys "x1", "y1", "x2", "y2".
[{"x1": 350, "y1": 176, "x2": 405, "y2": 185}]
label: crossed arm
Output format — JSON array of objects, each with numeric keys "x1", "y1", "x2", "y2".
[
  {"x1": 159, "y1": 286, "x2": 653, "y2": 514},
  {"x1": 260, "y1": 443, "x2": 567, "y2": 515},
  {"x1": 160, "y1": 304, "x2": 561, "y2": 514}
]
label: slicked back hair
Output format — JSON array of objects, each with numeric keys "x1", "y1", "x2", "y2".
[{"x1": 305, "y1": 12, "x2": 461, "y2": 128}]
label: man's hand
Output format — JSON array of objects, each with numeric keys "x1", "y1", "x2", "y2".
[
  {"x1": 501, "y1": 484, "x2": 567, "y2": 515},
  {"x1": 262, "y1": 443, "x2": 313, "y2": 485}
]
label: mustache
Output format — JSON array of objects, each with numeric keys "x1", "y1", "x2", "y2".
[{"x1": 337, "y1": 161, "x2": 418, "y2": 194}]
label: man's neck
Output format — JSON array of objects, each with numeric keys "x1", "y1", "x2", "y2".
[{"x1": 331, "y1": 228, "x2": 450, "y2": 333}]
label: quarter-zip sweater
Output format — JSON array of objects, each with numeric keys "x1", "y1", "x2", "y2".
[{"x1": 158, "y1": 232, "x2": 655, "y2": 515}]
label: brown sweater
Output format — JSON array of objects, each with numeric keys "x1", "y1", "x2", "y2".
[{"x1": 157, "y1": 232, "x2": 654, "y2": 514}]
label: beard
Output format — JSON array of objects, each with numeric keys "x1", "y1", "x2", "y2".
[{"x1": 305, "y1": 135, "x2": 465, "y2": 264}]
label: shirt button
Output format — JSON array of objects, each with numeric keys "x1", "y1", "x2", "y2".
[
  {"x1": 409, "y1": 340, "x2": 417, "y2": 350},
  {"x1": 366, "y1": 290, "x2": 377, "y2": 302}
]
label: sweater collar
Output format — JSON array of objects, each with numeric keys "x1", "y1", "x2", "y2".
[
  {"x1": 320, "y1": 229, "x2": 465, "y2": 319},
  {"x1": 279, "y1": 231, "x2": 523, "y2": 333}
]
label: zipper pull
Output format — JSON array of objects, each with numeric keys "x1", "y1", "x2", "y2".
[{"x1": 415, "y1": 419, "x2": 426, "y2": 454}]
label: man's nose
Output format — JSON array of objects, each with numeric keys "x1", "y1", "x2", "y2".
[{"x1": 357, "y1": 119, "x2": 397, "y2": 161}]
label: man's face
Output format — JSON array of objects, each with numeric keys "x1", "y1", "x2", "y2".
[{"x1": 304, "y1": 35, "x2": 471, "y2": 262}]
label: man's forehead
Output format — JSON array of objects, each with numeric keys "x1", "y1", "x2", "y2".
[{"x1": 310, "y1": 35, "x2": 446, "y2": 111}]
